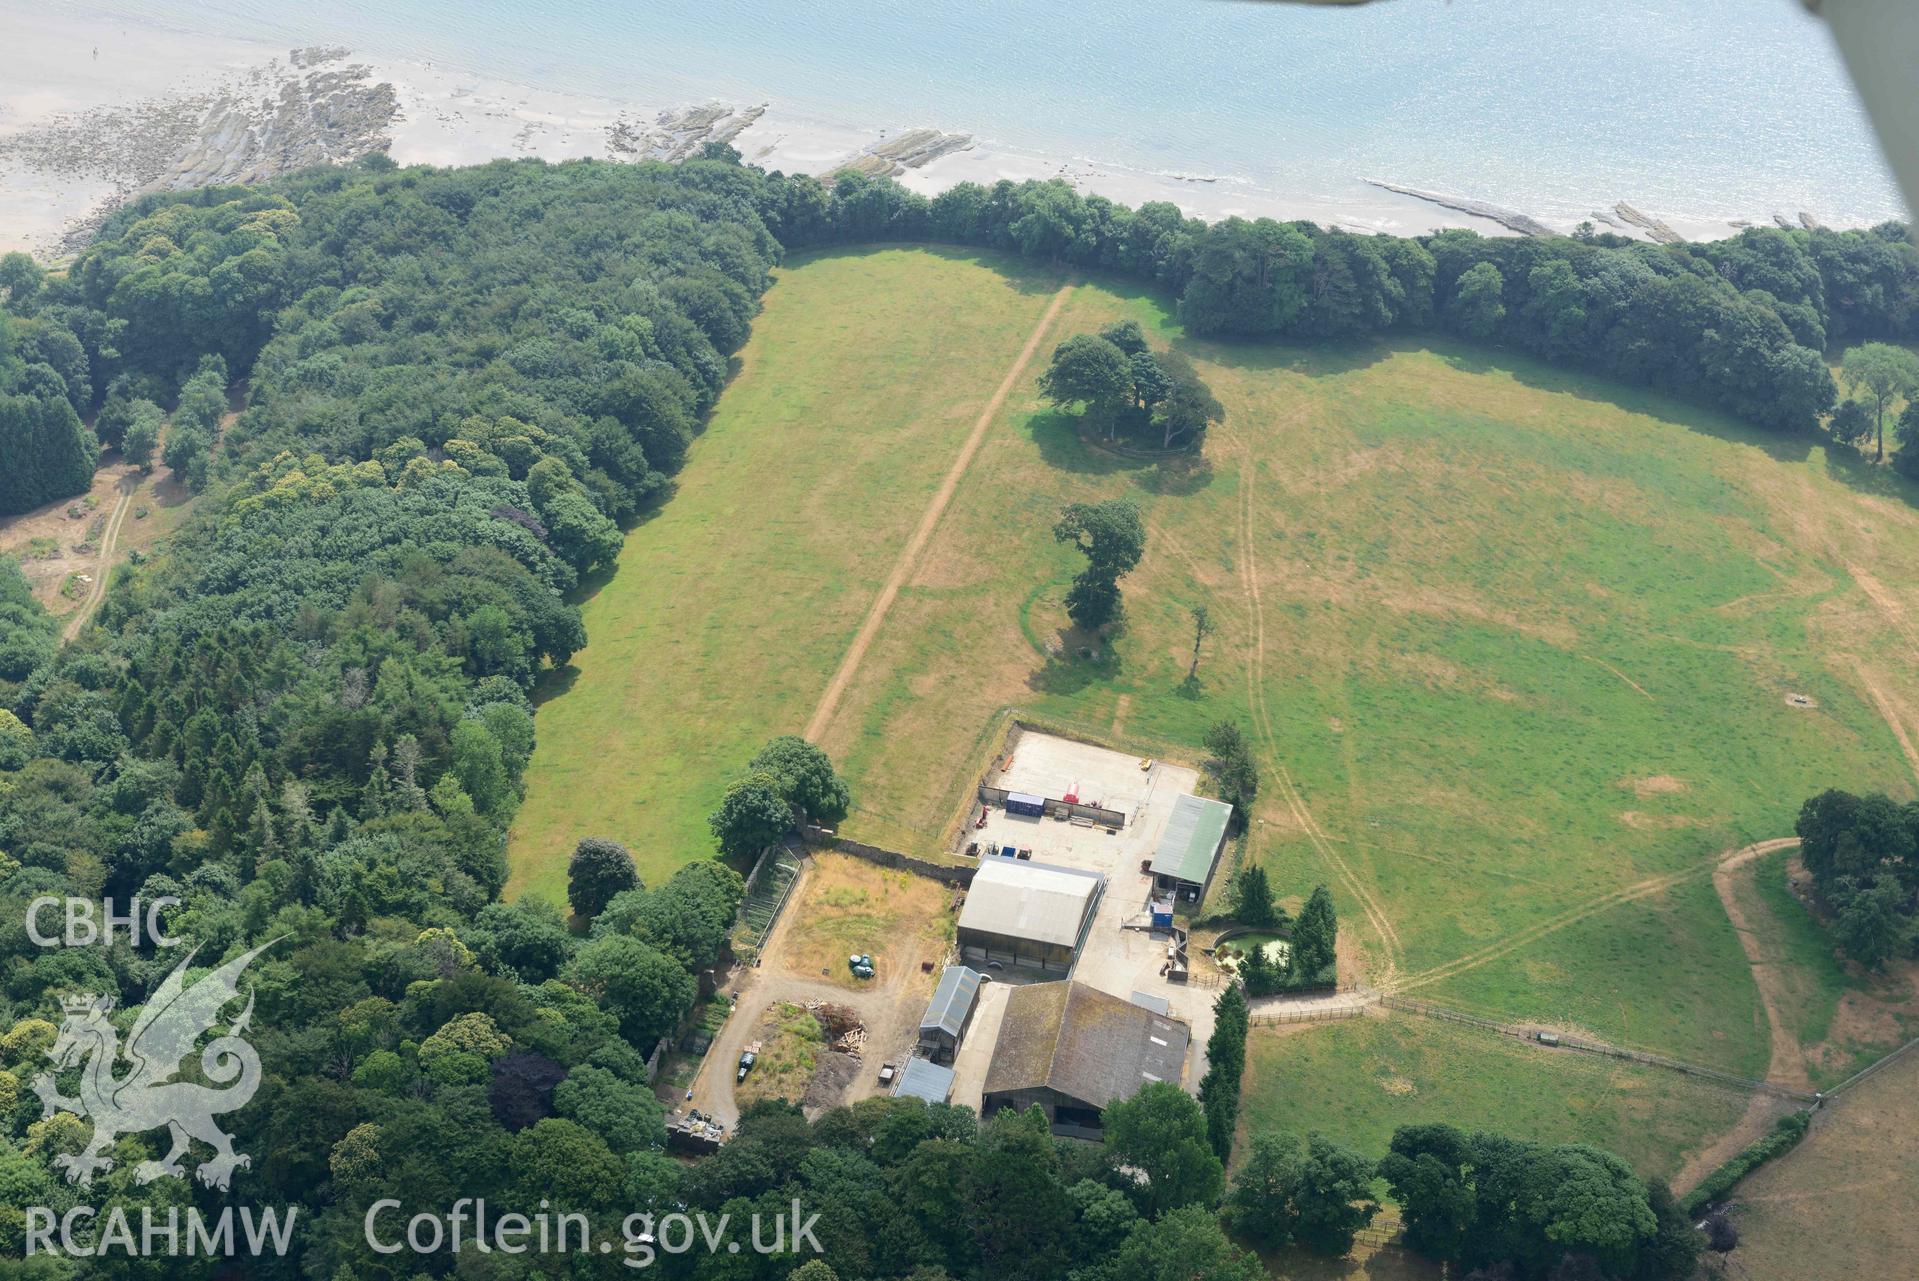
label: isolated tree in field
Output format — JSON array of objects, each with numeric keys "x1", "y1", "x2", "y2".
[
  {"x1": 1446, "y1": 261, "x2": 1507, "y2": 340},
  {"x1": 567, "y1": 837, "x2": 638, "y2": 919},
  {"x1": 1291, "y1": 885, "x2": 1338, "y2": 978},
  {"x1": 1101, "y1": 1080, "x2": 1224, "y2": 1216},
  {"x1": 1053, "y1": 499, "x2": 1146, "y2": 631},
  {"x1": 708, "y1": 769, "x2": 794, "y2": 858},
  {"x1": 1187, "y1": 603, "x2": 1217, "y2": 680},
  {"x1": 1203, "y1": 720, "x2": 1259, "y2": 826},
  {"x1": 1038, "y1": 334, "x2": 1133, "y2": 430},
  {"x1": 1840, "y1": 341, "x2": 1919, "y2": 460},
  {"x1": 1228, "y1": 863, "x2": 1278, "y2": 928},
  {"x1": 748, "y1": 734, "x2": 851, "y2": 826}
]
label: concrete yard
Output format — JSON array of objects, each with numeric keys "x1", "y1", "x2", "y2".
[{"x1": 960, "y1": 731, "x2": 1222, "y2": 1095}]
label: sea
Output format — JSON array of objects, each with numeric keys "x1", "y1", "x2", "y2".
[{"x1": 61, "y1": 0, "x2": 1908, "y2": 228}]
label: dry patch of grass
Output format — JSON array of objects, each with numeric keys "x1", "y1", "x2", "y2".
[
  {"x1": 1730, "y1": 1046, "x2": 1919, "y2": 1280},
  {"x1": 733, "y1": 1002, "x2": 825, "y2": 1108},
  {"x1": 771, "y1": 853, "x2": 957, "y2": 989}
]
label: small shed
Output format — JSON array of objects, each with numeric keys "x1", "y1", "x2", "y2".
[
  {"x1": 893, "y1": 1056, "x2": 957, "y2": 1104},
  {"x1": 918, "y1": 965, "x2": 984, "y2": 1063}
]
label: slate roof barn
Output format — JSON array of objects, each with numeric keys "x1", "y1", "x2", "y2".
[{"x1": 982, "y1": 981, "x2": 1190, "y2": 1137}]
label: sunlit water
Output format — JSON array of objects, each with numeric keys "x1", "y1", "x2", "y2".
[{"x1": 65, "y1": 0, "x2": 1906, "y2": 226}]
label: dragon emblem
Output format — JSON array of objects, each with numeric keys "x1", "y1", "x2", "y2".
[{"x1": 32, "y1": 940, "x2": 277, "y2": 1190}]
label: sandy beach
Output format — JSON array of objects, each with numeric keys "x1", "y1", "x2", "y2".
[{"x1": 0, "y1": 4, "x2": 1866, "y2": 259}]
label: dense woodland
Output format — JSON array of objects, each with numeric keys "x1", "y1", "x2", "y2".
[{"x1": 0, "y1": 150, "x2": 1904, "y2": 1277}]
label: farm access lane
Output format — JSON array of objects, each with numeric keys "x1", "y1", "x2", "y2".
[{"x1": 681, "y1": 859, "x2": 940, "y2": 1130}]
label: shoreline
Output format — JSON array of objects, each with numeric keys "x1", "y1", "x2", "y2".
[{"x1": 0, "y1": 7, "x2": 1895, "y2": 260}]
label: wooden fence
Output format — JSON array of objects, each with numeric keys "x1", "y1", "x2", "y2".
[
  {"x1": 1249, "y1": 1003, "x2": 1364, "y2": 1027},
  {"x1": 1380, "y1": 994, "x2": 1818, "y2": 1101}
]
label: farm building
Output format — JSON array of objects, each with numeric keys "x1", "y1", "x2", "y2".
[
  {"x1": 893, "y1": 1056, "x2": 957, "y2": 1104},
  {"x1": 1147, "y1": 794, "x2": 1233, "y2": 903},
  {"x1": 918, "y1": 965, "x2": 984, "y2": 1063},
  {"x1": 957, "y1": 859, "x2": 1104, "y2": 974},
  {"x1": 981, "y1": 981, "x2": 1191, "y2": 1138}
]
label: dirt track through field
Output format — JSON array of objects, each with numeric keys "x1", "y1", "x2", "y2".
[
  {"x1": 803, "y1": 283, "x2": 1072, "y2": 743},
  {"x1": 1713, "y1": 838, "x2": 1813, "y2": 1090},
  {"x1": 63, "y1": 484, "x2": 134, "y2": 642},
  {"x1": 1666, "y1": 837, "x2": 1813, "y2": 1192},
  {"x1": 1228, "y1": 437, "x2": 1403, "y2": 981},
  {"x1": 1395, "y1": 837, "x2": 1800, "y2": 996},
  {"x1": 1850, "y1": 659, "x2": 1919, "y2": 788}
]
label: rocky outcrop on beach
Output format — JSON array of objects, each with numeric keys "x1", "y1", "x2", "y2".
[
  {"x1": 1362, "y1": 179, "x2": 1554, "y2": 236},
  {"x1": 837, "y1": 128, "x2": 973, "y2": 178},
  {"x1": 606, "y1": 104, "x2": 767, "y2": 163},
  {"x1": 1613, "y1": 202, "x2": 1684, "y2": 244},
  {"x1": 0, "y1": 48, "x2": 396, "y2": 250}
]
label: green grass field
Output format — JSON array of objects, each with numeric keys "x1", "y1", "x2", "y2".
[
  {"x1": 507, "y1": 248, "x2": 1064, "y2": 895},
  {"x1": 512, "y1": 244, "x2": 1919, "y2": 1121},
  {"x1": 1238, "y1": 1015, "x2": 1751, "y2": 1187}
]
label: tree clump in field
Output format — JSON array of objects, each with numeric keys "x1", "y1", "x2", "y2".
[
  {"x1": 1795, "y1": 788, "x2": 1919, "y2": 968},
  {"x1": 568, "y1": 835, "x2": 639, "y2": 919},
  {"x1": 709, "y1": 737, "x2": 854, "y2": 856},
  {"x1": 749, "y1": 734, "x2": 852, "y2": 827},
  {"x1": 1038, "y1": 322, "x2": 1223, "y2": 452},
  {"x1": 1053, "y1": 498, "x2": 1146, "y2": 632},
  {"x1": 1379, "y1": 1123, "x2": 1699, "y2": 1281}
]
